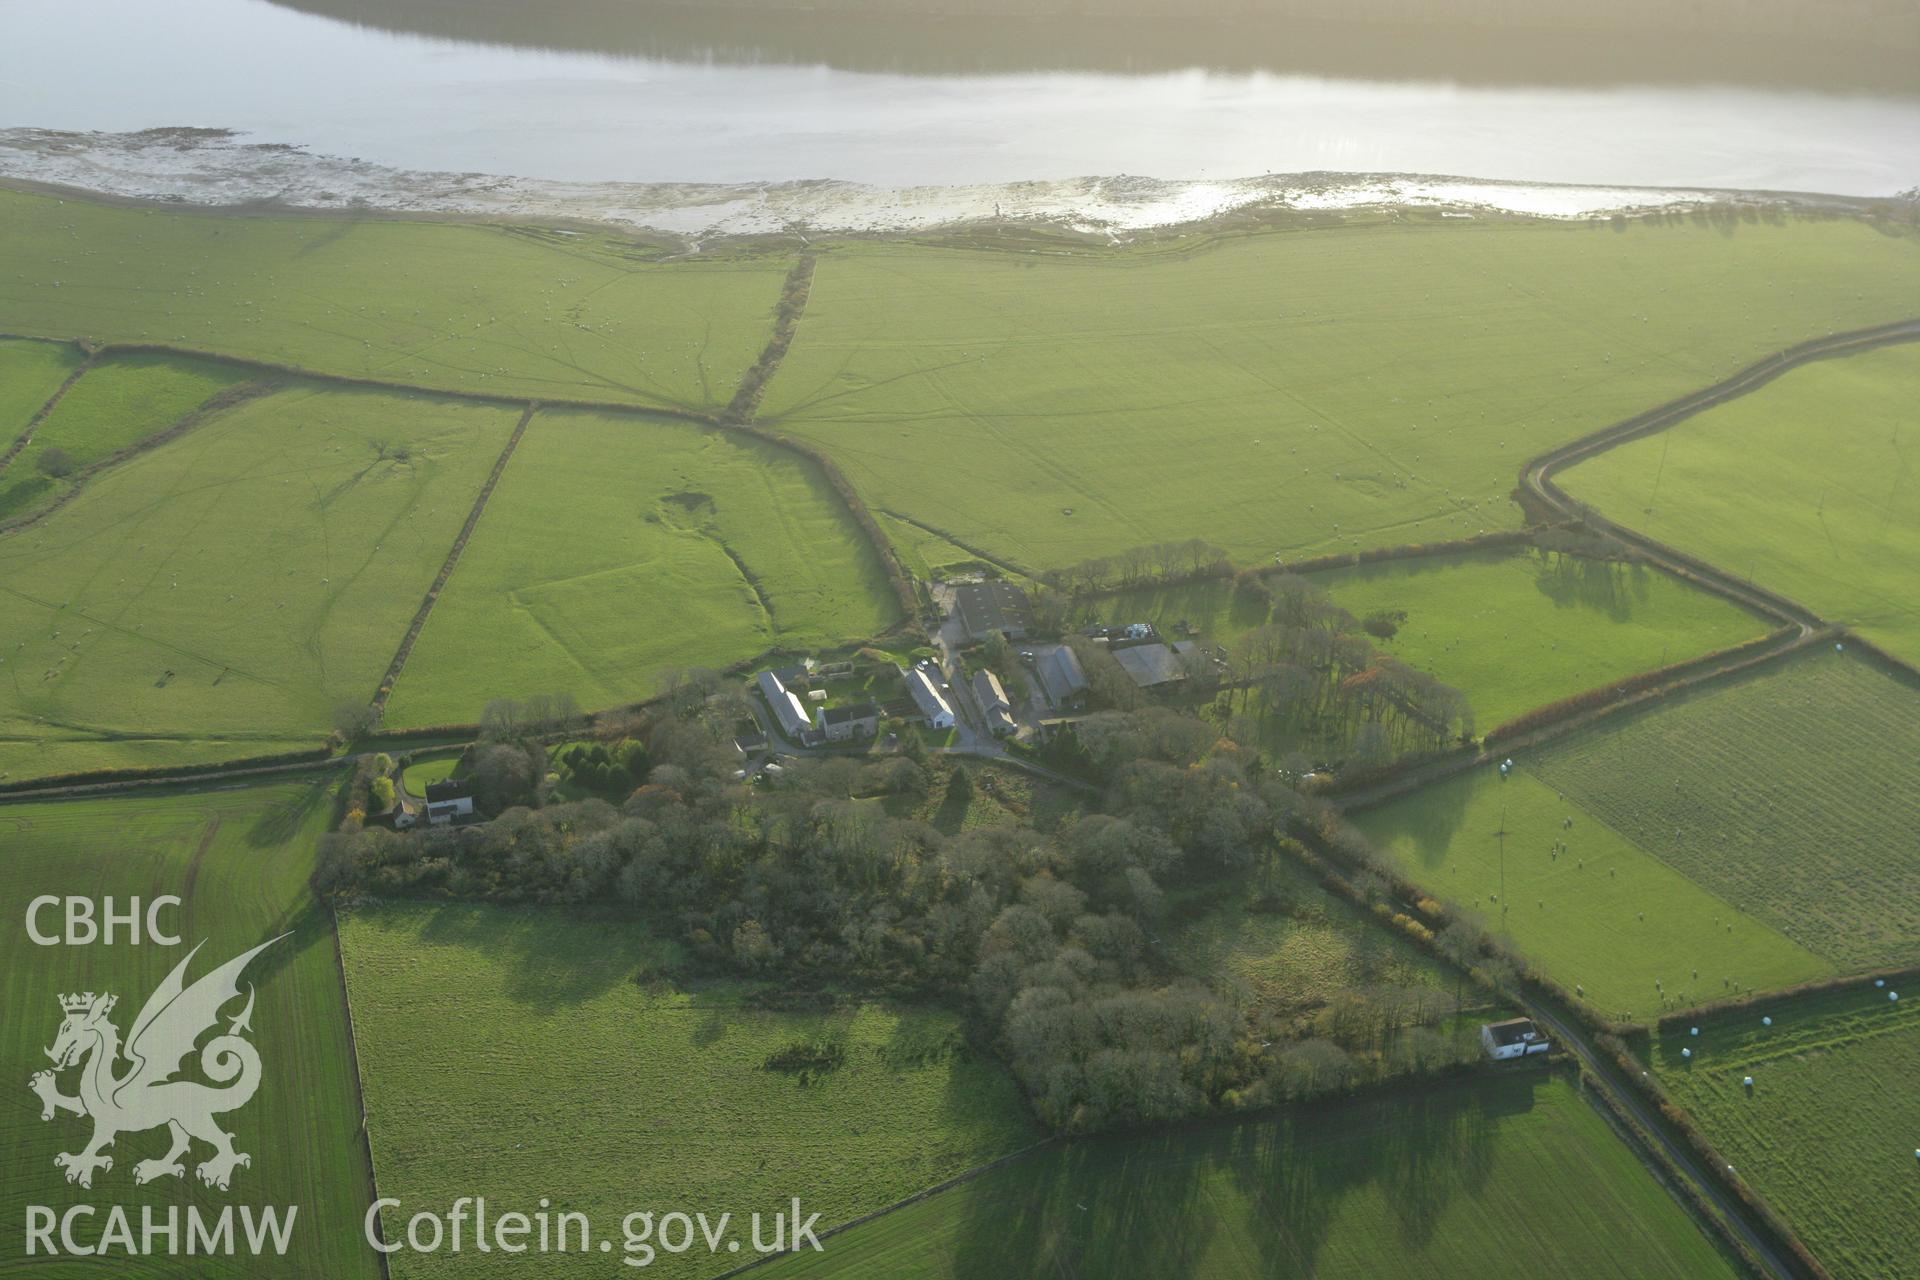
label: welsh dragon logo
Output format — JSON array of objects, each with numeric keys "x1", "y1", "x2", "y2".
[{"x1": 29, "y1": 935, "x2": 282, "y2": 1191}]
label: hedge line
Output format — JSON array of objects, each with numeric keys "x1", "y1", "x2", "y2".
[
  {"x1": 0, "y1": 743, "x2": 337, "y2": 798},
  {"x1": 1653, "y1": 964, "x2": 1920, "y2": 1030},
  {"x1": 1484, "y1": 626, "x2": 1800, "y2": 745},
  {"x1": 1272, "y1": 527, "x2": 1535, "y2": 577}
]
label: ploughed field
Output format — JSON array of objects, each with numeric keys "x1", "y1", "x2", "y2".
[
  {"x1": 0, "y1": 775, "x2": 381, "y2": 1279},
  {"x1": 753, "y1": 1071, "x2": 1742, "y2": 1279},
  {"x1": 1356, "y1": 648, "x2": 1920, "y2": 1014},
  {"x1": 336, "y1": 901, "x2": 1038, "y2": 1279},
  {"x1": 1646, "y1": 984, "x2": 1920, "y2": 1280},
  {"x1": 1560, "y1": 341, "x2": 1920, "y2": 668}
]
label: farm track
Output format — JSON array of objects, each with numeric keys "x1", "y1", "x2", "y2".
[{"x1": 368, "y1": 401, "x2": 538, "y2": 719}]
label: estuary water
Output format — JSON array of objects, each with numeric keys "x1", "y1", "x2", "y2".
[{"x1": 0, "y1": 0, "x2": 1915, "y2": 200}]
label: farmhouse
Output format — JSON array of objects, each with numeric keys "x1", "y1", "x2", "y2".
[
  {"x1": 423, "y1": 780, "x2": 476, "y2": 827},
  {"x1": 906, "y1": 663, "x2": 956, "y2": 729},
  {"x1": 1112, "y1": 640, "x2": 1200, "y2": 689},
  {"x1": 953, "y1": 580, "x2": 1032, "y2": 643},
  {"x1": 1035, "y1": 645, "x2": 1089, "y2": 710},
  {"x1": 817, "y1": 701, "x2": 880, "y2": 742},
  {"x1": 756, "y1": 669, "x2": 813, "y2": 741},
  {"x1": 972, "y1": 670, "x2": 1016, "y2": 736},
  {"x1": 1480, "y1": 1018, "x2": 1550, "y2": 1061}
]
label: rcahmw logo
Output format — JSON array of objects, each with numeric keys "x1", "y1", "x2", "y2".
[{"x1": 22, "y1": 898, "x2": 298, "y2": 1261}]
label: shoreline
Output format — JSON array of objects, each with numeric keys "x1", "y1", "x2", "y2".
[{"x1": 0, "y1": 127, "x2": 1901, "y2": 249}]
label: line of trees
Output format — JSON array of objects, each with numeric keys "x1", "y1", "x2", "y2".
[{"x1": 1044, "y1": 538, "x2": 1232, "y2": 597}]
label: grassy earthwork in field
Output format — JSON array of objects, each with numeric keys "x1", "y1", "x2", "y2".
[
  {"x1": 0, "y1": 351, "x2": 255, "y2": 521},
  {"x1": 0, "y1": 774, "x2": 381, "y2": 1278},
  {"x1": 1561, "y1": 341, "x2": 1920, "y2": 666},
  {"x1": 336, "y1": 901, "x2": 1038, "y2": 1279},
  {"x1": 384, "y1": 408, "x2": 902, "y2": 727},
  {"x1": 1529, "y1": 648, "x2": 1920, "y2": 974},
  {"x1": 1167, "y1": 860, "x2": 1464, "y2": 1019},
  {"x1": 1353, "y1": 760, "x2": 1828, "y2": 1018},
  {"x1": 1646, "y1": 984, "x2": 1920, "y2": 1280},
  {"x1": 0, "y1": 336, "x2": 86, "y2": 438},
  {"x1": 0, "y1": 381, "x2": 519, "y2": 779},
  {"x1": 0, "y1": 188, "x2": 790, "y2": 414},
  {"x1": 757, "y1": 1070, "x2": 1741, "y2": 1279},
  {"x1": 761, "y1": 216, "x2": 1920, "y2": 571}
]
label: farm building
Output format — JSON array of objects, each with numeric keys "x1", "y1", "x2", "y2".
[
  {"x1": 1112, "y1": 640, "x2": 1201, "y2": 689},
  {"x1": 972, "y1": 670, "x2": 1016, "y2": 736},
  {"x1": 906, "y1": 663, "x2": 957, "y2": 729},
  {"x1": 817, "y1": 701, "x2": 880, "y2": 742},
  {"x1": 1034, "y1": 644, "x2": 1089, "y2": 710},
  {"x1": 953, "y1": 580, "x2": 1032, "y2": 643},
  {"x1": 756, "y1": 669, "x2": 813, "y2": 741},
  {"x1": 1480, "y1": 1018, "x2": 1550, "y2": 1061},
  {"x1": 423, "y1": 780, "x2": 476, "y2": 827}
]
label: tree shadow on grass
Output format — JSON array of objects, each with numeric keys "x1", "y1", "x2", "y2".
[{"x1": 364, "y1": 899, "x2": 678, "y2": 1007}]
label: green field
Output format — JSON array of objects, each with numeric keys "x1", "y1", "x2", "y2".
[
  {"x1": 400, "y1": 753, "x2": 461, "y2": 797},
  {"x1": 0, "y1": 189, "x2": 790, "y2": 413},
  {"x1": 0, "y1": 382, "x2": 519, "y2": 779},
  {"x1": 1167, "y1": 861, "x2": 1460, "y2": 1018},
  {"x1": 385, "y1": 409, "x2": 901, "y2": 727},
  {"x1": 1562, "y1": 342, "x2": 1920, "y2": 666},
  {"x1": 1531, "y1": 649, "x2": 1920, "y2": 973},
  {"x1": 1316, "y1": 549, "x2": 1765, "y2": 728},
  {"x1": 337, "y1": 902, "x2": 1038, "y2": 1279},
  {"x1": 0, "y1": 775, "x2": 381, "y2": 1278},
  {"x1": 0, "y1": 336, "x2": 85, "y2": 437},
  {"x1": 1648, "y1": 985, "x2": 1920, "y2": 1280},
  {"x1": 0, "y1": 351, "x2": 255, "y2": 521},
  {"x1": 761, "y1": 217, "x2": 1920, "y2": 571},
  {"x1": 758, "y1": 1071, "x2": 1738, "y2": 1279},
  {"x1": 1354, "y1": 763, "x2": 1828, "y2": 1017}
]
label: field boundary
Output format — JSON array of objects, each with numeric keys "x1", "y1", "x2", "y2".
[
  {"x1": 327, "y1": 900, "x2": 393, "y2": 1278},
  {"x1": 726, "y1": 254, "x2": 814, "y2": 423},
  {"x1": 369, "y1": 401, "x2": 538, "y2": 719},
  {"x1": 880, "y1": 507, "x2": 1040, "y2": 582},
  {"x1": 0, "y1": 376, "x2": 283, "y2": 537},
  {"x1": 709, "y1": 1136, "x2": 1062, "y2": 1278},
  {"x1": 0, "y1": 349, "x2": 96, "y2": 474}
]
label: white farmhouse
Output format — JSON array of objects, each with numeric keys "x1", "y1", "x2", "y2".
[
  {"x1": 906, "y1": 663, "x2": 956, "y2": 729},
  {"x1": 1480, "y1": 1017, "x2": 1550, "y2": 1060}
]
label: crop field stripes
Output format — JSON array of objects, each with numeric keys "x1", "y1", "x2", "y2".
[
  {"x1": 368, "y1": 400, "x2": 539, "y2": 719},
  {"x1": 0, "y1": 350, "x2": 96, "y2": 474}
]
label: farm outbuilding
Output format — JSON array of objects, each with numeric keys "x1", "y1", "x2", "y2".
[
  {"x1": 972, "y1": 669, "x2": 1016, "y2": 736},
  {"x1": 817, "y1": 701, "x2": 880, "y2": 742},
  {"x1": 756, "y1": 669, "x2": 813, "y2": 740},
  {"x1": 953, "y1": 580, "x2": 1033, "y2": 643}
]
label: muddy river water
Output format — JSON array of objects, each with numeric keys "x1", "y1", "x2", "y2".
[{"x1": 1, "y1": 0, "x2": 1915, "y2": 197}]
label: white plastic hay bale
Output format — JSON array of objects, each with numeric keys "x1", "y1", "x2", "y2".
[
  {"x1": 1878, "y1": 979, "x2": 1888, "y2": 988},
  {"x1": 1690, "y1": 1027, "x2": 1700, "y2": 1036},
  {"x1": 1762, "y1": 1016, "x2": 1773, "y2": 1027},
  {"x1": 1681, "y1": 1047, "x2": 1693, "y2": 1059},
  {"x1": 1892, "y1": 992, "x2": 1901, "y2": 1002},
  {"x1": 1743, "y1": 1076, "x2": 1755, "y2": 1088}
]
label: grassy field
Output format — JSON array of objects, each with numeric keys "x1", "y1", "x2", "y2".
[
  {"x1": 761, "y1": 216, "x2": 1920, "y2": 571},
  {"x1": 0, "y1": 351, "x2": 255, "y2": 521},
  {"x1": 1354, "y1": 763, "x2": 1828, "y2": 1018},
  {"x1": 0, "y1": 189, "x2": 790, "y2": 413},
  {"x1": 1647, "y1": 985, "x2": 1920, "y2": 1280},
  {"x1": 0, "y1": 382, "x2": 519, "y2": 779},
  {"x1": 1561, "y1": 342, "x2": 1920, "y2": 666},
  {"x1": 0, "y1": 336, "x2": 85, "y2": 436},
  {"x1": 1167, "y1": 860, "x2": 1463, "y2": 1018},
  {"x1": 1315, "y1": 549, "x2": 1766, "y2": 728},
  {"x1": 337, "y1": 901, "x2": 1038, "y2": 1279},
  {"x1": 757, "y1": 1070, "x2": 1740, "y2": 1279},
  {"x1": 385, "y1": 409, "x2": 901, "y2": 727},
  {"x1": 0, "y1": 774, "x2": 381, "y2": 1279},
  {"x1": 1531, "y1": 649, "x2": 1920, "y2": 973}
]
